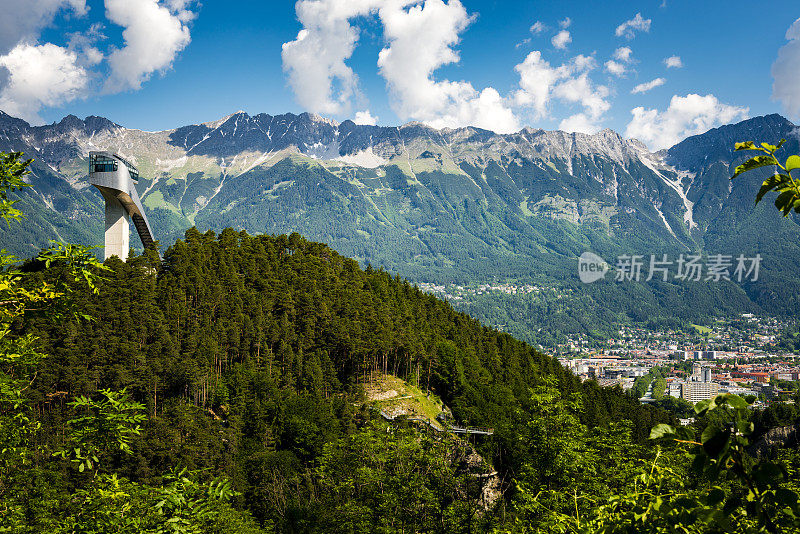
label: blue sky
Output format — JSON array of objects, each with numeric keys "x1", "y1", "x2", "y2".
[{"x1": 2, "y1": 0, "x2": 799, "y2": 149}]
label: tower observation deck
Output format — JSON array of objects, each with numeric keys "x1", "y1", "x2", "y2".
[{"x1": 88, "y1": 151, "x2": 159, "y2": 260}]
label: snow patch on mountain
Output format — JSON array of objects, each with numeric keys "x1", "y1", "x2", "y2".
[
  {"x1": 156, "y1": 156, "x2": 188, "y2": 171},
  {"x1": 631, "y1": 140, "x2": 697, "y2": 231},
  {"x1": 654, "y1": 203, "x2": 677, "y2": 238},
  {"x1": 303, "y1": 141, "x2": 341, "y2": 160},
  {"x1": 337, "y1": 147, "x2": 387, "y2": 169}
]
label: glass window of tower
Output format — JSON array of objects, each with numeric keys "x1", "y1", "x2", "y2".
[{"x1": 89, "y1": 153, "x2": 118, "y2": 174}]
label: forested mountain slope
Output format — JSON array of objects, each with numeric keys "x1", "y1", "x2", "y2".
[
  {"x1": 3, "y1": 111, "x2": 799, "y2": 342},
  {"x1": 20, "y1": 229, "x2": 671, "y2": 530}
]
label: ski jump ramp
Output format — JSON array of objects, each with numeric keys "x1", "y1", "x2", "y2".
[{"x1": 89, "y1": 151, "x2": 159, "y2": 260}]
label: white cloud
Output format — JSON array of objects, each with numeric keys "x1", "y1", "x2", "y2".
[
  {"x1": 553, "y1": 72, "x2": 610, "y2": 132},
  {"x1": 551, "y1": 30, "x2": 571, "y2": 49},
  {"x1": 615, "y1": 13, "x2": 651, "y2": 39},
  {"x1": 664, "y1": 55, "x2": 683, "y2": 68},
  {"x1": 559, "y1": 17, "x2": 571, "y2": 29},
  {"x1": 771, "y1": 18, "x2": 800, "y2": 120},
  {"x1": 559, "y1": 113, "x2": 597, "y2": 133},
  {"x1": 530, "y1": 21, "x2": 546, "y2": 34},
  {"x1": 83, "y1": 47, "x2": 103, "y2": 66},
  {"x1": 103, "y1": 0, "x2": 195, "y2": 93},
  {"x1": 0, "y1": 0, "x2": 87, "y2": 54},
  {"x1": 281, "y1": 0, "x2": 520, "y2": 133},
  {"x1": 375, "y1": 0, "x2": 519, "y2": 133},
  {"x1": 605, "y1": 47, "x2": 633, "y2": 76},
  {"x1": 0, "y1": 42, "x2": 87, "y2": 124},
  {"x1": 613, "y1": 46, "x2": 633, "y2": 62},
  {"x1": 354, "y1": 110, "x2": 378, "y2": 125},
  {"x1": 514, "y1": 51, "x2": 609, "y2": 132},
  {"x1": 67, "y1": 22, "x2": 106, "y2": 67},
  {"x1": 625, "y1": 93, "x2": 748, "y2": 150},
  {"x1": 604, "y1": 60, "x2": 625, "y2": 76},
  {"x1": 281, "y1": 0, "x2": 389, "y2": 116},
  {"x1": 513, "y1": 51, "x2": 560, "y2": 118},
  {"x1": 571, "y1": 54, "x2": 596, "y2": 71},
  {"x1": 515, "y1": 37, "x2": 531, "y2": 49},
  {"x1": 631, "y1": 77, "x2": 665, "y2": 94}
]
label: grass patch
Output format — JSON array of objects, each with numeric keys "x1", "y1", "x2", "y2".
[
  {"x1": 691, "y1": 324, "x2": 712, "y2": 335},
  {"x1": 365, "y1": 374, "x2": 446, "y2": 429}
]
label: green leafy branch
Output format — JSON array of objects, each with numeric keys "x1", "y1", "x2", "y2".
[
  {"x1": 54, "y1": 388, "x2": 146, "y2": 473},
  {"x1": 154, "y1": 468, "x2": 238, "y2": 534},
  {"x1": 731, "y1": 140, "x2": 800, "y2": 216},
  {"x1": 651, "y1": 393, "x2": 800, "y2": 532},
  {"x1": 0, "y1": 152, "x2": 32, "y2": 226}
]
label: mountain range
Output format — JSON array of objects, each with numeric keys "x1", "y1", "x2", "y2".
[{"x1": 2, "y1": 110, "x2": 799, "y2": 342}]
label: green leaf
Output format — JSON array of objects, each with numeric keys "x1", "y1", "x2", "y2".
[
  {"x1": 786, "y1": 155, "x2": 800, "y2": 172},
  {"x1": 752, "y1": 462, "x2": 783, "y2": 487},
  {"x1": 649, "y1": 423, "x2": 675, "y2": 439},
  {"x1": 701, "y1": 424, "x2": 721, "y2": 445},
  {"x1": 723, "y1": 394, "x2": 747, "y2": 410},
  {"x1": 775, "y1": 190, "x2": 796, "y2": 216},
  {"x1": 776, "y1": 488, "x2": 799, "y2": 507},
  {"x1": 761, "y1": 140, "x2": 786, "y2": 152},
  {"x1": 706, "y1": 487, "x2": 726, "y2": 506},
  {"x1": 702, "y1": 427, "x2": 730, "y2": 459},
  {"x1": 732, "y1": 155, "x2": 778, "y2": 179},
  {"x1": 734, "y1": 141, "x2": 757, "y2": 151},
  {"x1": 723, "y1": 494, "x2": 742, "y2": 515},
  {"x1": 695, "y1": 398, "x2": 712, "y2": 414},
  {"x1": 756, "y1": 174, "x2": 791, "y2": 204},
  {"x1": 691, "y1": 452, "x2": 706, "y2": 472},
  {"x1": 736, "y1": 419, "x2": 755, "y2": 435}
]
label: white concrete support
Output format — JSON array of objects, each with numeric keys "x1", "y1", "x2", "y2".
[
  {"x1": 102, "y1": 190, "x2": 130, "y2": 260},
  {"x1": 89, "y1": 151, "x2": 159, "y2": 260}
]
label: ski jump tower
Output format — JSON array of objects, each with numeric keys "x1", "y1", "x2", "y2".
[{"x1": 89, "y1": 151, "x2": 159, "y2": 260}]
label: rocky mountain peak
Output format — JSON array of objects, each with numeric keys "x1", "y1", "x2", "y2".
[
  {"x1": 0, "y1": 110, "x2": 30, "y2": 133},
  {"x1": 666, "y1": 114, "x2": 797, "y2": 171}
]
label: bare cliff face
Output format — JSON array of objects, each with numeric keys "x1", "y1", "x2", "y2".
[{"x1": 750, "y1": 424, "x2": 800, "y2": 458}]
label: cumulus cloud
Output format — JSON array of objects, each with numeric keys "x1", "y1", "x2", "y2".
[
  {"x1": 0, "y1": 0, "x2": 91, "y2": 121},
  {"x1": 551, "y1": 30, "x2": 571, "y2": 49},
  {"x1": 0, "y1": 42, "x2": 87, "y2": 123},
  {"x1": 0, "y1": 0, "x2": 196, "y2": 121},
  {"x1": 625, "y1": 93, "x2": 748, "y2": 150},
  {"x1": 605, "y1": 47, "x2": 632, "y2": 76},
  {"x1": 354, "y1": 110, "x2": 378, "y2": 125},
  {"x1": 613, "y1": 46, "x2": 633, "y2": 62},
  {"x1": 103, "y1": 0, "x2": 194, "y2": 93},
  {"x1": 604, "y1": 60, "x2": 625, "y2": 76},
  {"x1": 615, "y1": 13, "x2": 650, "y2": 39},
  {"x1": 631, "y1": 77, "x2": 665, "y2": 94},
  {"x1": 0, "y1": 0, "x2": 87, "y2": 54},
  {"x1": 513, "y1": 51, "x2": 560, "y2": 118},
  {"x1": 559, "y1": 113, "x2": 599, "y2": 134},
  {"x1": 282, "y1": 0, "x2": 520, "y2": 133},
  {"x1": 66, "y1": 23, "x2": 107, "y2": 67},
  {"x1": 281, "y1": 0, "x2": 390, "y2": 116},
  {"x1": 771, "y1": 18, "x2": 800, "y2": 120},
  {"x1": 554, "y1": 72, "x2": 610, "y2": 133},
  {"x1": 376, "y1": 0, "x2": 519, "y2": 133},
  {"x1": 530, "y1": 21, "x2": 546, "y2": 34},
  {"x1": 664, "y1": 55, "x2": 683, "y2": 68},
  {"x1": 559, "y1": 17, "x2": 571, "y2": 29},
  {"x1": 514, "y1": 51, "x2": 609, "y2": 133}
]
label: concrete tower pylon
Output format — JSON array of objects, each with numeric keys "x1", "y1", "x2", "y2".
[{"x1": 88, "y1": 151, "x2": 159, "y2": 261}]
